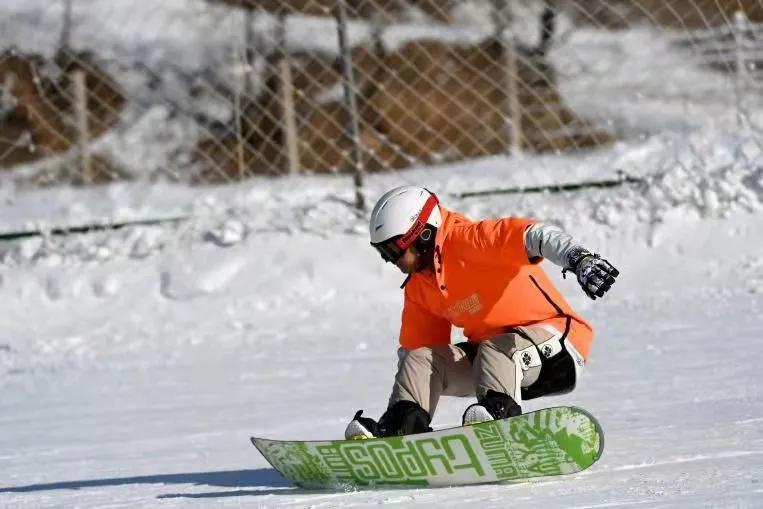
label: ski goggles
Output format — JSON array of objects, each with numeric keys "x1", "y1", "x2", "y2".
[
  {"x1": 372, "y1": 236, "x2": 405, "y2": 263},
  {"x1": 370, "y1": 193, "x2": 439, "y2": 263}
]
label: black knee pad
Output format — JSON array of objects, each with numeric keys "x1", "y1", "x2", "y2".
[{"x1": 521, "y1": 342, "x2": 577, "y2": 401}]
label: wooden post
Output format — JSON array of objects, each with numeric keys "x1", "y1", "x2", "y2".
[
  {"x1": 2, "y1": 72, "x2": 14, "y2": 112},
  {"x1": 506, "y1": 37, "x2": 523, "y2": 155},
  {"x1": 73, "y1": 70, "x2": 92, "y2": 184},
  {"x1": 234, "y1": 87, "x2": 245, "y2": 180},
  {"x1": 335, "y1": 0, "x2": 365, "y2": 212},
  {"x1": 279, "y1": 57, "x2": 300, "y2": 175},
  {"x1": 274, "y1": 11, "x2": 299, "y2": 175},
  {"x1": 493, "y1": 0, "x2": 523, "y2": 156}
]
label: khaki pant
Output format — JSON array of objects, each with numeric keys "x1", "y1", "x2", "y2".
[{"x1": 388, "y1": 327, "x2": 560, "y2": 415}]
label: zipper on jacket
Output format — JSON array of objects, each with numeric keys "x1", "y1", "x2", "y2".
[
  {"x1": 528, "y1": 275, "x2": 572, "y2": 342},
  {"x1": 528, "y1": 275, "x2": 564, "y2": 314}
]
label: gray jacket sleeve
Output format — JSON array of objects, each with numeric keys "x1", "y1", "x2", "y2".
[{"x1": 524, "y1": 223, "x2": 583, "y2": 269}]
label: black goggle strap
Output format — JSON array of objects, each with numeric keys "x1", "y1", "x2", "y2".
[{"x1": 371, "y1": 238, "x2": 403, "y2": 263}]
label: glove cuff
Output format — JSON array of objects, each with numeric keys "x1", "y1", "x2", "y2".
[{"x1": 565, "y1": 246, "x2": 592, "y2": 272}]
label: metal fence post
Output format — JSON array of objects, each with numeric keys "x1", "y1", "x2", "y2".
[
  {"x1": 244, "y1": 7, "x2": 256, "y2": 96},
  {"x1": 335, "y1": 0, "x2": 366, "y2": 213},
  {"x1": 60, "y1": 0, "x2": 72, "y2": 50},
  {"x1": 230, "y1": 36, "x2": 246, "y2": 180},
  {"x1": 733, "y1": 10, "x2": 750, "y2": 128}
]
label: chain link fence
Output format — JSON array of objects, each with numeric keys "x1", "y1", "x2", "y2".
[{"x1": 1, "y1": 0, "x2": 763, "y2": 217}]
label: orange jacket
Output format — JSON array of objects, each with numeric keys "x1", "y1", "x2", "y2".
[{"x1": 399, "y1": 207, "x2": 594, "y2": 360}]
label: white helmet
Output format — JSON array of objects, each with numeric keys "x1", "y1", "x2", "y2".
[{"x1": 369, "y1": 186, "x2": 441, "y2": 262}]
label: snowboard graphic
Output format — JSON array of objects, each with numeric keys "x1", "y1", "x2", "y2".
[{"x1": 251, "y1": 406, "x2": 603, "y2": 489}]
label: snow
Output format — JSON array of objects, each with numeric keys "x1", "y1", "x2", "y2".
[
  {"x1": 0, "y1": 131, "x2": 761, "y2": 507},
  {"x1": 2, "y1": 1, "x2": 763, "y2": 507}
]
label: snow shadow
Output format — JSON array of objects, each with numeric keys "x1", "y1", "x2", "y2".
[{"x1": 0, "y1": 468, "x2": 291, "y2": 496}]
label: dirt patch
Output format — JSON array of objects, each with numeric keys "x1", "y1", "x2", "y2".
[
  {"x1": 368, "y1": 38, "x2": 611, "y2": 162},
  {"x1": 193, "y1": 37, "x2": 612, "y2": 181},
  {"x1": 0, "y1": 48, "x2": 126, "y2": 172}
]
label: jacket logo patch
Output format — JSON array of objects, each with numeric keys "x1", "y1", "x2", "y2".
[{"x1": 445, "y1": 293, "x2": 482, "y2": 320}]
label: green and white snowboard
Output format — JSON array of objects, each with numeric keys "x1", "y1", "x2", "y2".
[{"x1": 251, "y1": 406, "x2": 603, "y2": 489}]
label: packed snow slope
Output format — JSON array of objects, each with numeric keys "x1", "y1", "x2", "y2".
[{"x1": 0, "y1": 129, "x2": 762, "y2": 508}]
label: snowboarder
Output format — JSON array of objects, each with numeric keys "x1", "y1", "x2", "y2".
[{"x1": 345, "y1": 186, "x2": 619, "y2": 439}]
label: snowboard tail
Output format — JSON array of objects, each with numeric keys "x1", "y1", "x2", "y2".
[{"x1": 251, "y1": 406, "x2": 603, "y2": 489}]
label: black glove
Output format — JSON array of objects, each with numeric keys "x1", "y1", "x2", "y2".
[{"x1": 564, "y1": 247, "x2": 619, "y2": 300}]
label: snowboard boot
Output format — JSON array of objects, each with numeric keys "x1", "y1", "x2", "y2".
[
  {"x1": 378, "y1": 400, "x2": 432, "y2": 436},
  {"x1": 462, "y1": 390, "x2": 522, "y2": 425},
  {"x1": 344, "y1": 410, "x2": 381, "y2": 440}
]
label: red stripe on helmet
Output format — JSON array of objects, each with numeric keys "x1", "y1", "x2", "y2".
[{"x1": 395, "y1": 193, "x2": 439, "y2": 251}]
